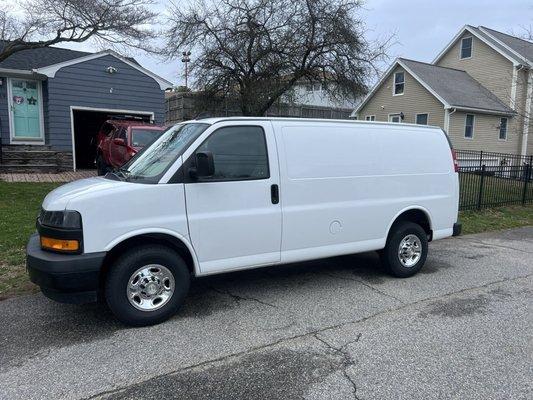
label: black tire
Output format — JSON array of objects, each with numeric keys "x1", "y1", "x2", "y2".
[
  {"x1": 380, "y1": 221, "x2": 428, "y2": 278},
  {"x1": 96, "y1": 154, "x2": 109, "y2": 176},
  {"x1": 105, "y1": 245, "x2": 190, "y2": 326}
]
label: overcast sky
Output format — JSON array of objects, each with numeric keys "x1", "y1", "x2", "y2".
[{"x1": 56, "y1": 0, "x2": 533, "y2": 86}]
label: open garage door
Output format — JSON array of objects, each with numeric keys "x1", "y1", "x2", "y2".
[{"x1": 71, "y1": 108, "x2": 153, "y2": 170}]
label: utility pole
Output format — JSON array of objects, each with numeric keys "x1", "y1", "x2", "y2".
[{"x1": 181, "y1": 51, "x2": 191, "y2": 89}]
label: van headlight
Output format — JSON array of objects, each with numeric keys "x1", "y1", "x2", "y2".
[
  {"x1": 39, "y1": 209, "x2": 82, "y2": 229},
  {"x1": 38, "y1": 210, "x2": 82, "y2": 253}
]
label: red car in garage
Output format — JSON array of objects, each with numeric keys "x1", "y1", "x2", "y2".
[{"x1": 96, "y1": 119, "x2": 165, "y2": 175}]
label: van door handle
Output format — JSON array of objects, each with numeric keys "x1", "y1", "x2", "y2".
[{"x1": 271, "y1": 184, "x2": 279, "y2": 204}]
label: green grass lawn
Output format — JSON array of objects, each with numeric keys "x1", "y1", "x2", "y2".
[
  {"x1": 0, "y1": 182, "x2": 60, "y2": 299},
  {"x1": 0, "y1": 181, "x2": 532, "y2": 300},
  {"x1": 460, "y1": 206, "x2": 533, "y2": 235}
]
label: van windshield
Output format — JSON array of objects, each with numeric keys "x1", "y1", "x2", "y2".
[{"x1": 113, "y1": 122, "x2": 209, "y2": 183}]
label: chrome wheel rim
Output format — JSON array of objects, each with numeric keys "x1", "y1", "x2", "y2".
[
  {"x1": 127, "y1": 264, "x2": 175, "y2": 311},
  {"x1": 398, "y1": 234, "x2": 422, "y2": 268}
]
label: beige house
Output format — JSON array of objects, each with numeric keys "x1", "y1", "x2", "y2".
[{"x1": 353, "y1": 26, "x2": 533, "y2": 156}]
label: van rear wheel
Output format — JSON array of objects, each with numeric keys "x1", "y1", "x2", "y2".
[
  {"x1": 380, "y1": 222, "x2": 428, "y2": 278},
  {"x1": 105, "y1": 245, "x2": 190, "y2": 326}
]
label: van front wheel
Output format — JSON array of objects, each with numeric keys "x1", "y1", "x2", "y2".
[
  {"x1": 380, "y1": 222, "x2": 428, "y2": 278},
  {"x1": 105, "y1": 245, "x2": 190, "y2": 326}
]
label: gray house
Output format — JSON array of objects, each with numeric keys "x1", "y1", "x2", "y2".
[{"x1": 0, "y1": 44, "x2": 172, "y2": 171}]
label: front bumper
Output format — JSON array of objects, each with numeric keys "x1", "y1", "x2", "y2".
[{"x1": 26, "y1": 233, "x2": 106, "y2": 304}]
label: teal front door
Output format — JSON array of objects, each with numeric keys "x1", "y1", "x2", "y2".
[{"x1": 10, "y1": 79, "x2": 43, "y2": 141}]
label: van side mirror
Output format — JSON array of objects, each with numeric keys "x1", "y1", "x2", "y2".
[{"x1": 189, "y1": 151, "x2": 215, "y2": 179}]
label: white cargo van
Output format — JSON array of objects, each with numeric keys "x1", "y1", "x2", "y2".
[{"x1": 27, "y1": 118, "x2": 461, "y2": 326}]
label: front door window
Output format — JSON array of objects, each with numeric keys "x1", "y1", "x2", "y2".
[{"x1": 10, "y1": 79, "x2": 43, "y2": 141}]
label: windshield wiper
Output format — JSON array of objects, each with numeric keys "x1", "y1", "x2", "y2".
[
  {"x1": 104, "y1": 171, "x2": 123, "y2": 181},
  {"x1": 116, "y1": 168, "x2": 131, "y2": 180}
]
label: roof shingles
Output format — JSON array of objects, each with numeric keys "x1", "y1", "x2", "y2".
[
  {"x1": 479, "y1": 26, "x2": 533, "y2": 65},
  {"x1": 400, "y1": 58, "x2": 515, "y2": 115},
  {"x1": 0, "y1": 42, "x2": 90, "y2": 70},
  {"x1": 0, "y1": 42, "x2": 140, "y2": 70}
]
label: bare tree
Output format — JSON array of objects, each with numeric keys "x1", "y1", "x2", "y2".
[
  {"x1": 166, "y1": 0, "x2": 391, "y2": 116},
  {"x1": 0, "y1": 0, "x2": 159, "y2": 63},
  {"x1": 518, "y1": 24, "x2": 533, "y2": 41}
]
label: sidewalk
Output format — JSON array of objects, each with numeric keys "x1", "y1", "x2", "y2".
[{"x1": 0, "y1": 170, "x2": 97, "y2": 183}]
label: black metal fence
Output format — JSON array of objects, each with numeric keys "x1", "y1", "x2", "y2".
[{"x1": 457, "y1": 150, "x2": 533, "y2": 210}]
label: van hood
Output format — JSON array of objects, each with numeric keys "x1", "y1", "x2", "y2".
[{"x1": 42, "y1": 177, "x2": 128, "y2": 210}]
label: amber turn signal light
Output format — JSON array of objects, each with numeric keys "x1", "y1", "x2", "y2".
[{"x1": 40, "y1": 236, "x2": 79, "y2": 252}]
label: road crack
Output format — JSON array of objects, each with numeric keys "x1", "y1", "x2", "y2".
[
  {"x1": 208, "y1": 286, "x2": 278, "y2": 308},
  {"x1": 313, "y1": 333, "x2": 361, "y2": 399},
  {"x1": 461, "y1": 238, "x2": 533, "y2": 254},
  {"x1": 315, "y1": 271, "x2": 405, "y2": 304}
]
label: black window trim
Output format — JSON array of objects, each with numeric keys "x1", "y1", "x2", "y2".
[{"x1": 179, "y1": 124, "x2": 271, "y2": 184}]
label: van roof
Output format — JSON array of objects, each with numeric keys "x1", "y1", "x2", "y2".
[{"x1": 189, "y1": 116, "x2": 443, "y2": 131}]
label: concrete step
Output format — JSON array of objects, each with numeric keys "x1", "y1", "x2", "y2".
[
  {"x1": 2, "y1": 151, "x2": 57, "y2": 164},
  {"x1": 0, "y1": 146, "x2": 73, "y2": 172},
  {"x1": 2, "y1": 151, "x2": 58, "y2": 162},
  {"x1": 0, "y1": 164, "x2": 61, "y2": 173},
  {"x1": 2, "y1": 144, "x2": 53, "y2": 151},
  {"x1": 1, "y1": 145, "x2": 61, "y2": 168},
  {"x1": 0, "y1": 158, "x2": 59, "y2": 166}
]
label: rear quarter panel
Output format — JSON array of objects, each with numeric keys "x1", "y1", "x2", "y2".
[{"x1": 274, "y1": 121, "x2": 457, "y2": 263}]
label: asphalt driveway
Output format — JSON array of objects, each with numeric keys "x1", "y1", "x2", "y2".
[{"x1": 0, "y1": 227, "x2": 532, "y2": 399}]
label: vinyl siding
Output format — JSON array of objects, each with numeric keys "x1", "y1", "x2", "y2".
[
  {"x1": 436, "y1": 32, "x2": 514, "y2": 106},
  {"x1": 448, "y1": 111, "x2": 520, "y2": 153},
  {"x1": 433, "y1": 31, "x2": 528, "y2": 154},
  {"x1": 0, "y1": 76, "x2": 8, "y2": 143},
  {"x1": 42, "y1": 80, "x2": 50, "y2": 145},
  {"x1": 357, "y1": 65, "x2": 445, "y2": 127},
  {"x1": 46, "y1": 54, "x2": 165, "y2": 151}
]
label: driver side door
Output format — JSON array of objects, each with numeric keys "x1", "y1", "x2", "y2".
[{"x1": 184, "y1": 122, "x2": 282, "y2": 274}]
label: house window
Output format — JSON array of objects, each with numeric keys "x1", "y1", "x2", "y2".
[
  {"x1": 461, "y1": 37, "x2": 472, "y2": 59},
  {"x1": 416, "y1": 113, "x2": 428, "y2": 125},
  {"x1": 365, "y1": 115, "x2": 375, "y2": 121},
  {"x1": 499, "y1": 117, "x2": 508, "y2": 140},
  {"x1": 389, "y1": 114, "x2": 402, "y2": 123},
  {"x1": 464, "y1": 114, "x2": 475, "y2": 138},
  {"x1": 393, "y1": 72, "x2": 405, "y2": 95}
]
